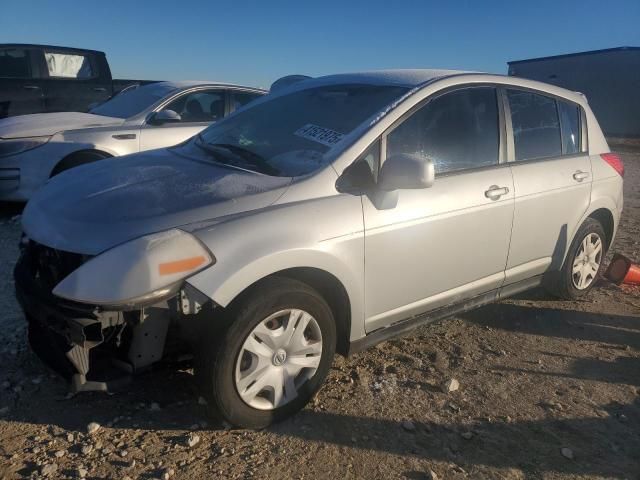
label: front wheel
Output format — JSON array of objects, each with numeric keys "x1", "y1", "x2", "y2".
[
  {"x1": 50, "y1": 150, "x2": 111, "y2": 177},
  {"x1": 197, "y1": 277, "x2": 336, "y2": 428},
  {"x1": 549, "y1": 218, "x2": 606, "y2": 300}
]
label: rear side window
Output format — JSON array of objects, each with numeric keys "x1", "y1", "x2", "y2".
[
  {"x1": 507, "y1": 90, "x2": 561, "y2": 161},
  {"x1": 386, "y1": 87, "x2": 500, "y2": 174},
  {"x1": 232, "y1": 92, "x2": 262, "y2": 111},
  {"x1": 44, "y1": 51, "x2": 93, "y2": 79},
  {"x1": 0, "y1": 48, "x2": 31, "y2": 78},
  {"x1": 557, "y1": 100, "x2": 581, "y2": 155}
]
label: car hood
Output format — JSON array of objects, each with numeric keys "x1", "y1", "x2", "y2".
[
  {"x1": 22, "y1": 145, "x2": 293, "y2": 255},
  {"x1": 0, "y1": 112, "x2": 123, "y2": 139}
]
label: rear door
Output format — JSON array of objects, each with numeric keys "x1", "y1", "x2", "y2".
[
  {"x1": 504, "y1": 88, "x2": 591, "y2": 284},
  {"x1": 230, "y1": 90, "x2": 264, "y2": 113},
  {"x1": 40, "y1": 49, "x2": 109, "y2": 112},
  {"x1": 139, "y1": 88, "x2": 227, "y2": 151},
  {"x1": 0, "y1": 46, "x2": 45, "y2": 117}
]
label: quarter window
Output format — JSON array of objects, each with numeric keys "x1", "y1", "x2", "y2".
[
  {"x1": 165, "y1": 90, "x2": 225, "y2": 123},
  {"x1": 386, "y1": 87, "x2": 500, "y2": 175},
  {"x1": 507, "y1": 90, "x2": 562, "y2": 161},
  {"x1": 557, "y1": 100, "x2": 581, "y2": 155},
  {"x1": 44, "y1": 51, "x2": 93, "y2": 79},
  {"x1": 0, "y1": 49, "x2": 31, "y2": 78}
]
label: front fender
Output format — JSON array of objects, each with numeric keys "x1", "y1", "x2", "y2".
[{"x1": 184, "y1": 194, "x2": 366, "y2": 340}]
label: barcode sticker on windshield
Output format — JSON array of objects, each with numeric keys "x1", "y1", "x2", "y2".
[{"x1": 294, "y1": 124, "x2": 344, "y2": 147}]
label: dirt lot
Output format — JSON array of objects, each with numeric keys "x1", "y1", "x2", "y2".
[{"x1": 1, "y1": 151, "x2": 639, "y2": 480}]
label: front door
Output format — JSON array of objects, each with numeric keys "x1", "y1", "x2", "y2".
[
  {"x1": 363, "y1": 86, "x2": 515, "y2": 332},
  {"x1": 504, "y1": 89, "x2": 592, "y2": 284},
  {"x1": 139, "y1": 89, "x2": 227, "y2": 151}
]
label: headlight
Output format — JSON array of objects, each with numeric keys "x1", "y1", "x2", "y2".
[
  {"x1": 53, "y1": 229, "x2": 214, "y2": 307},
  {"x1": 0, "y1": 136, "x2": 51, "y2": 157}
]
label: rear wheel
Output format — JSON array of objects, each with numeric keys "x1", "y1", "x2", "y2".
[
  {"x1": 197, "y1": 277, "x2": 336, "y2": 428},
  {"x1": 549, "y1": 218, "x2": 606, "y2": 299}
]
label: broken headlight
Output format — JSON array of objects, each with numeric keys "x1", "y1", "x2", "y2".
[
  {"x1": 53, "y1": 229, "x2": 214, "y2": 307},
  {"x1": 0, "y1": 136, "x2": 51, "y2": 157}
]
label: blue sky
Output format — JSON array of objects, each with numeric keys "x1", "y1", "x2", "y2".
[{"x1": 3, "y1": 0, "x2": 639, "y2": 88}]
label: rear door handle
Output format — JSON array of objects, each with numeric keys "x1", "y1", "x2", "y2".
[
  {"x1": 93, "y1": 87, "x2": 107, "y2": 92},
  {"x1": 485, "y1": 185, "x2": 510, "y2": 200},
  {"x1": 573, "y1": 170, "x2": 590, "y2": 182},
  {"x1": 23, "y1": 85, "x2": 40, "y2": 90}
]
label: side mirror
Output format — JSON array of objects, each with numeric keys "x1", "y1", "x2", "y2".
[
  {"x1": 148, "y1": 109, "x2": 181, "y2": 125},
  {"x1": 378, "y1": 153, "x2": 435, "y2": 191}
]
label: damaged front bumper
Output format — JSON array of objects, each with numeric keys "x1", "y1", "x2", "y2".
[{"x1": 13, "y1": 241, "x2": 196, "y2": 393}]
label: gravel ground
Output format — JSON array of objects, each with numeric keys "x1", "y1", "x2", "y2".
[{"x1": 0, "y1": 151, "x2": 639, "y2": 480}]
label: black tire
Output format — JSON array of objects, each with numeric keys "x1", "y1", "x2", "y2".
[
  {"x1": 50, "y1": 151, "x2": 110, "y2": 177},
  {"x1": 196, "y1": 277, "x2": 336, "y2": 429},
  {"x1": 548, "y1": 217, "x2": 607, "y2": 300}
]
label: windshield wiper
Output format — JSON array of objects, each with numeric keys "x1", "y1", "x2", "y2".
[
  {"x1": 192, "y1": 135, "x2": 253, "y2": 172},
  {"x1": 207, "y1": 143, "x2": 280, "y2": 176}
]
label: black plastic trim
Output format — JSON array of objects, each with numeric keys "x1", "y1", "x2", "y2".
[{"x1": 348, "y1": 275, "x2": 543, "y2": 355}]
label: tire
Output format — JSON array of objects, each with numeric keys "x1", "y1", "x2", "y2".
[
  {"x1": 196, "y1": 277, "x2": 336, "y2": 429},
  {"x1": 50, "y1": 151, "x2": 110, "y2": 177},
  {"x1": 548, "y1": 217, "x2": 607, "y2": 300}
]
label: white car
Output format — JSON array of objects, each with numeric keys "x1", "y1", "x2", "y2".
[{"x1": 0, "y1": 81, "x2": 265, "y2": 200}]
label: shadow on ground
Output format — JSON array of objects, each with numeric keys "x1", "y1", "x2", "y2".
[
  {"x1": 462, "y1": 300, "x2": 640, "y2": 357},
  {"x1": 2, "y1": 299, "x2": 640, "y2": 478}
]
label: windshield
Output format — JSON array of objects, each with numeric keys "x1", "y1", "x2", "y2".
[
  {"x1": 195, "y1": 83, "x2": 409, "y2": 176},
  {"x1": 90, "y1": 83, "x2": 178, "y2": 119}
]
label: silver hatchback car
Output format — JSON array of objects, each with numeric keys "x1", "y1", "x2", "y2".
[{"x1": 15, "y1": 70, "x2": 623, "y2": 428}]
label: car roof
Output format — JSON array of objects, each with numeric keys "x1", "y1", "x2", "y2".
[
  {"x1": 265, "y1": 69, "x2": 475, "y2": 100},
  {"x1": 315, "y1": 69, "x2": 470, "y2": 88},
  {"x1": 302, "y1": 69, "x2": 471, "y2": 88},
  {"x1": 156, "y1": 80, "x2": 266, "y2": 92},
  {"x1": 284, "y1": 69, "x2": 585, "y2": 105},
  {"x1": 0, "y1": 43, "x2": 107, "y2": 55}
]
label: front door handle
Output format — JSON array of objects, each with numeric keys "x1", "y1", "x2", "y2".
[
  {"x1": 23, "y1": 85, "x2": 40, "y2": 90},
  {"x1": 573, "y1": 170, "x2": 590, "y2": 182},
  {"x1": 485, "y1": 185, "x2": 510, "y2": 200},
  {"x1": 112, "y1": 133, "x2": 136, "y2": 140}
]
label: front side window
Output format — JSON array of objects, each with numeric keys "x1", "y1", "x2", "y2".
[
  {"x1": 44, "y1": 51, "x2": 93, "y2": 79},
  {"x1": 195, "y1": 84, "x2": 409, "y2": 177},
  {"x1": 507, "y1": 90, "x2": 561, "y2": 161},
  {"x1": 0, "y1": 48, "x2": 31, "y2": 78},
  {"x1": 558, "y1": 100, "x2": 581, "y2": 155},
  {"x1": 165, "y1": 90, "x2": 225, "y2": 122},
  {"x1": 386, "y1": 87, "x2": 500, "y2": 174}
]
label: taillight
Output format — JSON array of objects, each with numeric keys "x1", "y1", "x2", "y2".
[{"x1": 601, "y1": 153, "x2": 624, "y2": 177}]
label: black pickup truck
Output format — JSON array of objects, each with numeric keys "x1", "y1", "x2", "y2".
[{"x1": 0, "y1": 44, "x2": 156, "y2": 118}]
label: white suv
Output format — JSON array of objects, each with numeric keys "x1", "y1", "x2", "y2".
[{"x1": 15, "y1": 70, "x2": 623, "y2": 428}]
